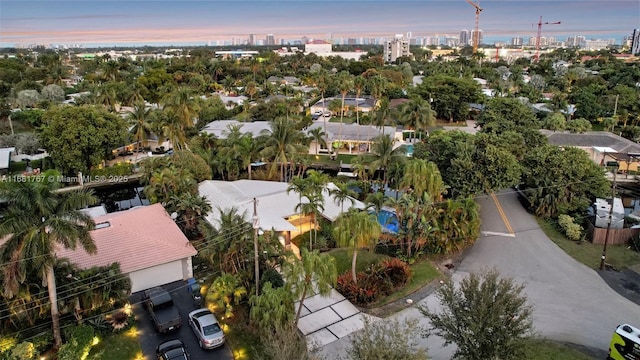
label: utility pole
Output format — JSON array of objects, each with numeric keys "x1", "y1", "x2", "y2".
[
  {"x1": 252, "y1": 197, "x2": 260, "y2": 297},
  {"x1": 600, "y1": 161, "x2": 619, "y2": 270}
]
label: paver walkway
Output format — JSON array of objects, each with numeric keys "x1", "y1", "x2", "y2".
[{"x1": 296, "y1": 288, "x2": 379, "y2": 349}]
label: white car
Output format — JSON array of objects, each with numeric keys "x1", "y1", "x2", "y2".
[{"x1": 188, "y1": 308, "x2": 225, "y2": 349}]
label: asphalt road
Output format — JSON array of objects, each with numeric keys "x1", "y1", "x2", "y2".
[
  {"x1": 132, "y1": 281, "x2": 234, "y2": 360},
  {"x1": 319, "y1": 190, "x2": 640, "y2": 359}
]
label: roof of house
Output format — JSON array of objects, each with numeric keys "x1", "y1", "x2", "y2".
[
  {"x1": 202, "y1": 120, "x2": 271, "y2": 139},
  {"x1": 0, "y1": 147, "x2": 15, "y2": 170},
  {"x1": 541, "y1": 130, "x2": 640, "y2": 154},
  {"x1": 55, "y1": 203, "x2": 196, "y2": 274},
  {"x1": 311, "y1": 97, "x2": 375, "y2": 109},
  {"x1": 199, "y1": 180, "x2": 365, "y2": 232},
  {"x1": 305, "y1": 122, "x2": 396, "y2": 142}
]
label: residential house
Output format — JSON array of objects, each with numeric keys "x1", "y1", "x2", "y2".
[
  {"x1": 541, "y1": 130, "x2": 640, "y2": 172},
  {"x1": 310, "y1": 97, "x2": 375, "y2": 115},
  {"x1": 56, "y1": 203, "x2": 197, "y2": 293},
  {"x1": 198, "y1": 180, "x2": 365, "y2": 248}
]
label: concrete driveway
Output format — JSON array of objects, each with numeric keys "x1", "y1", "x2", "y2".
[
  {"x1": 319, "y1": 190, "x2": 640, "y2": 359},
  {"x1": 132, "y1": 281, "x2": 233, "y2": 360}
]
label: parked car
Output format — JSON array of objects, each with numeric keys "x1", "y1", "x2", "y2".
[
  {"x1": 156, "y1": 338, "x2": 190, "y2": 360},
  {"x1": 143, "y1": 287, "x2": 183, "y2": 333},
  {"x1": 188, "y1": 308, "x2": 225, "y2": 349}
]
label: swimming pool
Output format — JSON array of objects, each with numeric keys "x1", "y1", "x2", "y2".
[
  {"x1": 402, "y1": 144, "x2": 414, "y2": 157},
  {"x1": 374, "y1": 209, "x2": 399, "y2": 234}
]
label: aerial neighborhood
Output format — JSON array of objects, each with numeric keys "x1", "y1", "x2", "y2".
[{"x1": 1, "y1": 8, "x2": 640, "y2": 360}]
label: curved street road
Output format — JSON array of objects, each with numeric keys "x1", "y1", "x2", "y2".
[{"x1": 319, "y1": 190, "x2": 640, "y2": 359}]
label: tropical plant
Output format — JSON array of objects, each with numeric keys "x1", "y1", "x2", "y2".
[
  {"x1": 398, "y1": 97, "x2": 436, "y2": 141},
  {"x1": 260, "y1": 118, "x2": 308, "y2": 182},
  {"x1": 333, "y1": 209, "x2": 382, "y2": 283},
  {"x1": 344, "y1": 317, "x2": 428, "y2": 360},
  {"x1": 0, "y1": 181, "x2": 98, "y2": 349},
  {"x1": 207, "y1": 273, "x2": 247, "y2": 319},
  {"x1": 329, "y1": 181, "x2": 356, "y2": 212}
]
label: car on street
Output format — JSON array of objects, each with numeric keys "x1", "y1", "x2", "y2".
[
  {"x1": 188, "y1": 308, "x2": 225, "y2": 349},
  {"x1": 156, "y1": 338, "x2": 190, "y2": 360}
]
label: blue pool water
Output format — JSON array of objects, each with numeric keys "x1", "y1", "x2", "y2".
[
  {"x1": 375, "y1": 209, "x2": 399, "y2": 234},
  {"x1": 402, "y1": 144, "x2": 414, "y2": 157}
]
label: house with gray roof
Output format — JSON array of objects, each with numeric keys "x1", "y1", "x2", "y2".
[
  {"x1": 310, "y1": 97, "x2": 375, "y2": 114},
  {"x1": 541, "y1": 130, "x2": 640, "y2": 172}
]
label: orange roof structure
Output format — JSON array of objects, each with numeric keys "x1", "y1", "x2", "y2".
[{"x1": 56, "y1": 203, "x2": 196, "y2": 273}]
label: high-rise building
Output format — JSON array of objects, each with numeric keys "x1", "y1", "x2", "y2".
[
  {"x1": 459, "y1": 30, "x2": 470, "y2": 46},
  {"x1": 248, "y1": 34, "x2": 256, "y2": 46},
  {"x1": 383, "y1": 34, "x2": 412, "y2": 63},
  {"x1": 511, "y1": 37, "x2": 523, "y2": 46},
  {"x1": 266, "y1": 34, "x2": 275, "y2": 46},
  {"x1": 632, "y1": 29, "x2": 640, "y2": 55},
  {"x1": 470, "y1": 30, "x2": 483, "y2": 46}
]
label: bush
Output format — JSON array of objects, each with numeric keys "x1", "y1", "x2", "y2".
[
  {"x1": 557, "y1": 214, "x2": 583, "y2": 241},
  {"x1": 260, "y1": 267, "x2": 285, "y2": 289},
  {"x1": 9, "y1": 342, "x2": 36, "y2": 360},
  {"x1": 337, "y1": 272, "x2": 386, "y2": 305},
  {"x1": 58, "y1": 324, "x2": 95, "y2": 360},
  {"x1": 380, "y1": 258, "x2": 412, "y2": 287},
  {"x1": 9, "y1": 161, "x2": 27, "y2": 173}
]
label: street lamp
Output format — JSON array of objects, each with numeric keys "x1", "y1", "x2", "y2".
[{"x1": 600, "y1": 161, "x2": 619, "y2": 271}]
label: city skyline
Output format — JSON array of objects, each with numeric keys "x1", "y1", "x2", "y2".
[{"x1": 1, "y1": 0, "x2": 638, "y2": 48}]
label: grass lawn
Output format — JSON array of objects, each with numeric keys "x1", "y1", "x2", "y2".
[
  {"x1": 307, "y1": 153, "x2": 358, "y2": 165},
  {"x1": 87, "y1": 326, "x2": 143, "y2": 360},
  {"x1": 219, "y1": 308, "x2": 263, "y2": 360},
  {"x1": 522, "y1": 339, "x2": 595, "y2": 360},
  {"x1": 370, "y1": 259, "x2": 440, "y2": 307},
  {"x1": 327, "y1": 248, "x2": 389, "y2": 276},
  {"x1": 537, "y1": 218, "x2": 640, "y2": 270}
]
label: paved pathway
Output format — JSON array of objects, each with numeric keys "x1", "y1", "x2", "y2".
[
  {"x1": 296, "y1": 288, "x2": 379, "y2": 349},
  {"x1": 319, "y1": 190, "x2": 640, "y2": 359}
]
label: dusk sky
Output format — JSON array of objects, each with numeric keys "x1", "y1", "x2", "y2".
[{"x1": 1, "y1": 0, "x2": 638, "y2": 47}]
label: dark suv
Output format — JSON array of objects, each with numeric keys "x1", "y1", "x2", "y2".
[{"x1": 156, "y1": 338, "x2": 190, "y2": 360}]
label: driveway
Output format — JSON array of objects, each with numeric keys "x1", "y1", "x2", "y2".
[
  {"x1": 131, "y1": 281, "x2": 233, "y2": 360},
  {"x1": 319, "y1": 190, "x2": 640, "y2": 359}
]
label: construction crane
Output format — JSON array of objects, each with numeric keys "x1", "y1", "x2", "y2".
[
  {"x1": 465, "y1": 0, "x2": 483, "y2": 54},
  {"x1": 534, "y1": 16, "x2": 561, "y2": 62}
]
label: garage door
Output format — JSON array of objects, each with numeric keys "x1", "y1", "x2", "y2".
[{"x1": 128, "y1": 260, "x2": 184, "y2": 293}]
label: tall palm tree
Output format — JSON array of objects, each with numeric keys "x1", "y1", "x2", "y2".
[
  {"x1": 333, "y1": 209, "x2": 381, "y2": 283},
  {"x1": 398, "y1": 97, "x2": 436, "y2": 142},
  {"x1": 314, "y1": 70, "x2": 331, "y2": 140},
  {"x1": 127, "y1": 102, "x2": 152, "y2": 155},
  {"x1": 401, "y1": 159, "x2": 444, "y2": 202},
  {"x1": 161, "y1": 87, "x2": 200, "y2": 128},
  {"x1": 337, "y1": 71, "x2": 353, "y2": 135},
  {"x1": 0, "y1": 181, "x2": 98, "y2": 349},
  {"x1": 353, "y1": 76, "x2": 366, "y2": 126},
  {"x1": 304, "y1": 170, "x2": 329, "y2": 249},
  {"x1": 368, "y1": 134, "x2": 406, "y2": 188},
  {"x1": 285, "y1": 248, "x2": 336, "y2": 324},
  {"x1": 288, "y1": 176, "x2": 310, "y2": 233},
  {"x1": 234, "y1": 133, "x2": 260, "y2": 180},
  {"x1": 329, "y1": 181, "x2": 356, "y2": 212},
  {"x1": 308, "y1": 127, "x2": 327, "y2": 155},
  {"x1": 260, "y1": 118, "x2": 307, "y2": 182}
]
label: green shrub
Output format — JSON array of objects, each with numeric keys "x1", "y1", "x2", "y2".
[
  {"x1": 558, "y1": 215, "x2": 583, "y2": 241},
  {"x1": 380, "y1": 258, "x2": 412, "y2": 287},
  {"x1": 90, "y1": 162, "x2": 134, "y2": 177},
  {"x1": 58, "y1": 324, "x2": 95, "y2": 360},
  {"x1": 9, "y1": 342, "x2": 36, "y2": 360},
  {"x1": 261, "y1": 267, "x2": 284, "y2": 289},
  {"x1": 8, "y1": 161, "x2": 27, "y2": 173},
  {"x1": 29, "y1": 331, "x2": 52, "y2": 354}
]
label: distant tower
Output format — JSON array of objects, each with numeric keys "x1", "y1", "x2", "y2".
[
  {"x1": 248, "y1": 34, "x2": 256, "y2": 46},
  {"x1": 460, "y1": 29, "x2": 470, "y2": 46},
  {"x1": 632, "y1": 29, "x2": 640, "y2": 55},
  {"x1": 407, "y1": 31, "x2": 412, "y2": 39},
  {"x1": 266, "y1": 34, "x2": 275, "y2": 46}
]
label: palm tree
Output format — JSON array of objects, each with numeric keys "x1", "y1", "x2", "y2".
[
  {"x1": 286, "y1": 248, "x2": 337, "y2": 324},
  {"x1": 0, "y1": 181, "x2": 98, "y2": 349},
  {"x1": 207, "y1": 273, "x2": 247, "y2": 319},
  {"x1": 161, "y1": 87, "x2": 200, "y2": 128},
  {"x1": 308, "y1": 127, "x2": 327, "y2": 155},
  {"x1": 167, "y1": 192, "x2": 212, "y2": 237},
  {"x1": 333, "y1": 209, "x2": 381, "y2": 283},
  {"x1": 337, "y1": 71, "x2": 353, "y2": 130},
  {"x1": 234, "y1": 133, "x2": 259, "y2": 180},
  {"x1": 260, "y1": 118, "x2": 308, "y2": 182},
  {"x1": 368, "y1": 134, "x2": 406, "y2": 188},
  {"x1": 372, "y1": 97, "x2": 392, "y2": 134},
  {"x1": 304, "y1": 170, "x2": 329, "y2": 249},
  {"x1": 159, "y1": 110, "x2": 188, "y2": 150},
  {"x1": 353, "y1": 76, "x2": 366, "y2": 126},
  {"x1": 329, "y1": 181, "x2": 356, "y2": 212},
  {"x1": 127, "y1": 102, "x2": 152, "y2": 156},
  {"x1": 401, "y1": 159, "x2": 444, "y2": 202},
  {"x1": 398, "y1": 97, "x2": 436, "y2": 142},
  {"x1": 288, "y1": 176, "x2": 309, "y2": 233}
]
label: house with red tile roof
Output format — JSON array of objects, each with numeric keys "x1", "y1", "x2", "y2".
[{"x1": 56, "y1": 203, "x2": 197, "y2": 293}]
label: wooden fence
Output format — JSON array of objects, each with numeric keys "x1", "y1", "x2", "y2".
[{"x1": 585, "y1": 220, "x2": 640, "y2": 245}]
